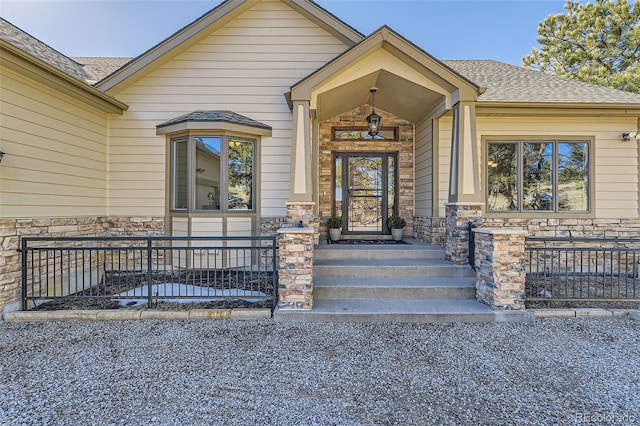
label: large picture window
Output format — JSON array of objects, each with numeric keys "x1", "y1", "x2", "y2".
[
  {"x1": 171, "y1": 135, "x2": 255, "y2": 212},
  {"x1": 487, "y1": 140, "x2": 589, "y2": 213}
]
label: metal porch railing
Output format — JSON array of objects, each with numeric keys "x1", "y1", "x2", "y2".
[
  {"x1": 20, "y1": 236, "x2": 278, "y2": 311},
  {"x1": 526, "y1": 237, "x2": 640, "y2": 302}
]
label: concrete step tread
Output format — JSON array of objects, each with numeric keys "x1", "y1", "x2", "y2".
[
  {"x1": 316, "y1": 242, "x2": 444, "y2": 252},
  {"x1": 314, "y1": 258, "x2": 463, "y2": 267},
  {"x1": 307, "y1": 298, "x2": 492, "y2": 314},
  {"x1": 274, "y1": 299, "x2": 534, "y2": 323},
  {"x1": 315, "y1": 245, "x2": 446, "y2": 261},
  {"x1": 314, "y1": 276, "x2": 476, "y2": 288}
]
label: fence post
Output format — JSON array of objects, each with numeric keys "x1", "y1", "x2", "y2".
[
  {"x1": 271, "y1": 236, "x2": 278, "y2": 309},
  {"x1": 21, "y1": 238, "x2": 28, "y2": 311},
  {"x1": 147, "y1": 238, "x2": 153, "y2": 308}
]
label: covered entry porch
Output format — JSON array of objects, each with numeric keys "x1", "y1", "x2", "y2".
[
  {"x1": 285, "y1": 26, "x2": 483, "y2": 255},
  {"x1": 274, "y1": 27, "x2": 531, "y2": 318}
]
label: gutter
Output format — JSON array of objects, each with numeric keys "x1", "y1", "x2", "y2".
[{"x1": 476, "y1": 101, "x2": 640, "y2": 116}]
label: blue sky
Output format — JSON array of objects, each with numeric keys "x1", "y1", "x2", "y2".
[{"x1": 0, "y1": 0, "x2": 569, "y2": 65}]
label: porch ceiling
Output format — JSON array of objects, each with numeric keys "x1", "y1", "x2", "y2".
[{"x1": 316, "y1": 69, "x2": 444, "y2": 123}]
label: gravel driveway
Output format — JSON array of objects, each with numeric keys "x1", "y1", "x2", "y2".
[{"x1": 0, "y1": 318, "x2": 638, "y2": 425}]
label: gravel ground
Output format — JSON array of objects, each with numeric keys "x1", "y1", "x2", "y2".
[{"x1": 0, "y1": 318, "x2": 638, "y2": 426}]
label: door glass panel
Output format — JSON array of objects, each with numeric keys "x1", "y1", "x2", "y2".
[
  {"x1": 347, "y1": 156, "x2": 384, "y2": 233},
  {"x1": 387, "y1": 156, "x2": 396, "y2": 223},
  {"x1": 334, "y1": 156, "x2": 343, "y2": 216}
]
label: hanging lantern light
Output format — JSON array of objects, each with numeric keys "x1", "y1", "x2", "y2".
[{"x1": 366, "y1": 87, "x2": 381, "y2": 137}]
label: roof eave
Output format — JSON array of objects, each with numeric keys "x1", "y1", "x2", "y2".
[
  {"x1": 291, "y1": 0, "x2": 364, "y2": 45},
  {"x1": 0, "y1": 39, "x2": 128, "y2": 114},
  {"x1": 476, "y1": 100, "x2": 640, "y2": 116}
]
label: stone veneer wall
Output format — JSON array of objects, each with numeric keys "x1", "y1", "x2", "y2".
[
  {"x1": 413, "y1": 216, "x2": 446, "y2": 246},
  {"x1": 445, "y1": 203, "x2": 483, "y2": 265},
  {"x1": 260, "y1": 217, "x2": 288, "y2": 237},
  {"x1": 481, "y1": 218, "x2": 640, "y2": 238},
  {"x1": 286, "y1": 202, "x2": 320, "y2": 245},
  {"x1": 318, "y1": 106, "x2": 414, "y2": 239},
  {"x1": 277, "y1": 227, "x2": 314, "y2": 309},
  {"x1": 0, "y1": 216, "x2": 164, "y2": 313},
  {"x1": 474, "y1": 229, "x2": 527, "y2": 310}
]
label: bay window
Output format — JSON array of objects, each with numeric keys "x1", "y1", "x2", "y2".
[
  {"x1": 171, "y1": 135, "x2": 255, "y2": 212},
  {"x1": 487, "y1": 139, "x2": 590, "y2": 213}
]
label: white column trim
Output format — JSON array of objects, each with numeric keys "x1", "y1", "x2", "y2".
[
  {"x1": 294, "y1": 104, "x2": 307, "y2": 194},
  {"x1": 462, "y1": 104, "x2": 476, "y2": 195}
]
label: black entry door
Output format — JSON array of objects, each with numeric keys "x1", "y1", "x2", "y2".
[{"x1": 334, "y1": 153, "x2": 397, "y2": 234}]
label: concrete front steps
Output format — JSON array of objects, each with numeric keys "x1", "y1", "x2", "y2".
[{"x1": 275, "y1": 239, "x2": 532, "y2": 323}]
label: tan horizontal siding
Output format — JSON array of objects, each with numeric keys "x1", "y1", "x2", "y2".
[
  {"x1": 107, "y1": 0, "x2": 348, "y2": 218},
  {"x1": 0, "y1": 66, "x2": 109, "y2": 219},
  {"x1": 414, "y1": 118, "x2": 433, "y2": 217}
]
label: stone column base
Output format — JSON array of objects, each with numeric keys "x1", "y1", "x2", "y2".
[
  {"x1": 445, "y1": 202, "x2": 483, "y2": 265},
  {"x1": 277, "y1": 227, "x2": 315, "y2": 310},
  {"x1": 474, "y1": 228, "x2": 527, "y2": 310},
  {"x1": 285, "y1": 202, "x2": 319, "y2": 245}
]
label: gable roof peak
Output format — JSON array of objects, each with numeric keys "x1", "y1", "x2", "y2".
[{"x1": 96, "y1": 0, "x2": 364, "y2": 92}]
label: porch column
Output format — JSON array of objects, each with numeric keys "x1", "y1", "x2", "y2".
[
  {"x1": 473, "y1": 228, "x2": 527, "y2": 310},
  {"x1": 286, "y1": 100, "x2": 319, "y2": 244},
  {"x1": 445, "y1": 101, "x2": 483, "y2": 264},
  {"x1": 289, "y1": 100, "x2": 313, "y2": 202}
]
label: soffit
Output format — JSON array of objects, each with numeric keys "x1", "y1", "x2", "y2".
[
  {"x1": 316, "y1": 70, "x2": 443, "y2": 123},
  {"x1": 293, "y1": 26, "x2": 480, "y2": 123}
]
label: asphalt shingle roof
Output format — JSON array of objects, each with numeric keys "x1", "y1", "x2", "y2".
[
  {"x1": 2, "y1": 16, "x2": 639, "y2": 106},
  {"x1": 443, "y1": 59, "x2": 640, "y2": 104},
  {"x1": 72, "y1": 57, "x2": 132, "y2": 84},
  {"x1": 157, "y1": 111, "x2": 272, "y2": 131},
  {"x1": 0, "y1": 18, "x2": 88, "y2": 82}
]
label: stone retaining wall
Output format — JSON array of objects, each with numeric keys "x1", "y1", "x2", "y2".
[{"x1": 0, "y1": 216, "x2": 164, "y2": 313}]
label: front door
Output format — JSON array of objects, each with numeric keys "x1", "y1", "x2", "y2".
[{"x1": 334, "y1": 153, "x2": 397, "y2": 234}]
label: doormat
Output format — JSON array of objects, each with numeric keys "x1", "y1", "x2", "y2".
[{"x1": 329, "y1": 239, "x2": 408, "y2": 245}]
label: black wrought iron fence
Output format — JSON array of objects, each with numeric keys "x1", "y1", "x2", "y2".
[
  {"x1": 526, "y1": 237, "x2": 640, "y2": 301},
  {"x1": 20, "y1": 236, "x2": 278, "y2": 311}
]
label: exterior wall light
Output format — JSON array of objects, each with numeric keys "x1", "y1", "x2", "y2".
[
  {"x1": 366, "y1": 87, "x2": 381, "y2": 137},
  {"x1": 0, "y1": 150, "x2": 4, "y2": 163},
  {"x1": 622, "y1": 131, "x2": 639, "y2": 142}
]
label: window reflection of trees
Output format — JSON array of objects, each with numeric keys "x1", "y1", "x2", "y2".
[
  {"x1": 487, "y1": 141, "x2": 588, "y2": 212},
  {"x1": 228, "y1": 139, "x2": 253, "y2": 210}
]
